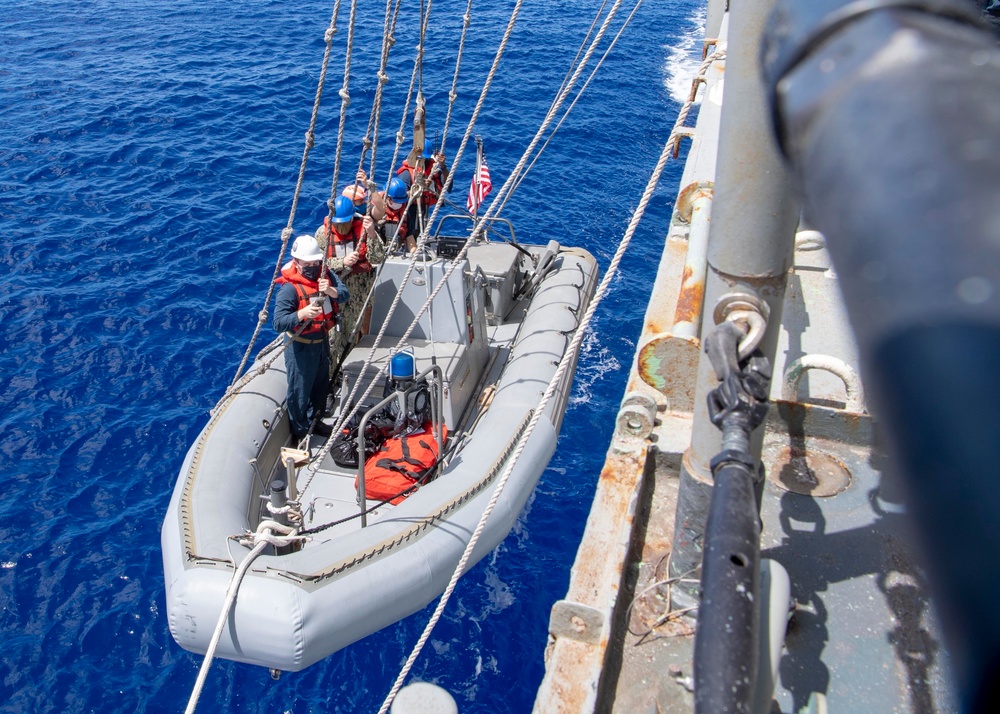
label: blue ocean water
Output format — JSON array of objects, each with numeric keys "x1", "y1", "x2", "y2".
[{"x1": 0, "y1": 1, "x2": 701, "y2": 711}]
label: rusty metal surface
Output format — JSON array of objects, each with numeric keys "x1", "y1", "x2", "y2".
[
  {"x1": 610, "y1": 448, "x2": 698, "y2": 714},
  {"x1": 533, "y1": 429, "x2": 652, "y2": 714},
  {"x1": 674, "y1": 263, "x2": 705, "y2": 329},
  {"x1": 536, "y1": 3, "x2": 954, "y2": 710},
  {"x1": 637, "y1": 334, "x2": 700, "y2": 412}
]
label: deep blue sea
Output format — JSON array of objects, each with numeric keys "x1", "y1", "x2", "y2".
[{"x1": 0, "y1": 1, "x2": 701, "y2": 711}]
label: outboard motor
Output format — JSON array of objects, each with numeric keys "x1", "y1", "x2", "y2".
[
  {"x1": 383, "y1": 350, "x2": 431, "y2": 435},
  {"x1": 385, "y1": 350, "x2": 416, "y2": 396}
]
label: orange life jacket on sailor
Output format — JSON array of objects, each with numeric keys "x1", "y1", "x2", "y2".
[
  {"x1": 322, "y1": 216, "x2": 371, "y2": 274},
  {"x1": 359, "y1": 422, "x2": 448, "y2": 505},
  {"x1": 379, "y1": 193, "x2": 409, "y2": 242},
  {"x1": 276, "y1": 262, "x2": 338, "y2": 336},
  {"x1": 396, "y1": 158, "x2": 446, "y2": 208}
]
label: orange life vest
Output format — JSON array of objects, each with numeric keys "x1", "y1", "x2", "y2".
[
  {"x1": 379, "y1": 195, "x2": 408, "y2": 243},
  {"x1": 276, "y1": 262, "x2": 337, "y2": 336},
  {"x1": 322, "y1": 216, "x2": 371, "y2": 274},
  {"x1": 359, "y1": 422, "x2": 448, "y2": 504},
  {"x1": 396, "y1": 158, "x2": 445, "y2": 207}
]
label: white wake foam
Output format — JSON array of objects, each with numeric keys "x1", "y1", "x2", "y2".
[{"x1": 663, "y1": 6, "x2": 708, "y2": 104}]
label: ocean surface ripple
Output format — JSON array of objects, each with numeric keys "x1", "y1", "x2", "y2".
[{"x1": 0, "y1": 1, "x2": 699, "y2": 711}]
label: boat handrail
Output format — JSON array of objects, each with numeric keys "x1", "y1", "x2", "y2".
[
  {"x1": 431, "y1": 214, "x2": 519, "y2": 246},
  {"x1": 356, "y1": 364, "x2": 445, "y2": 527}
]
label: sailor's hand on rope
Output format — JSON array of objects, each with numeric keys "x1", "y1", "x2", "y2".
[
  {"x1": 318, "y1": 278, "x2": 338, "y2": 298},
  {"x1": 356, "y1": 168, "x2": 369, "y2": 183},
  {"x1": 362, "y1": 214, "x2": 375, "y2": 235},
  {"x1": 298, "y1": 303, "x2": 323, "y2": 321},
  {"x1": 344, "y1": 251, "x2": 360, "y2": 268}
]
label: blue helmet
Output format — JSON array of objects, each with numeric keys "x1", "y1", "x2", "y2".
[
  {"x1": 386, "y1": 176, "x2": 409, "y2": 202},
  {"x1": 422, "y1": 139, "x2": 435, "y2": 159},
  {"x1": 333, "y1": 195, "x2": 355, "y2": 223}
]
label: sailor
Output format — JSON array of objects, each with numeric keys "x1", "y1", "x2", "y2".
[
  {"x1": 395, "y1": 139, "x2": 449, "y2": 239},
  {"x1": 315, "y1": 195, "x2": 384, "y2": 365},
  {"x1": 342, "y1": 181, "x2": 369, "y2": 219},
  {"x1": 273, "y1": 235, "x2": 349, "y2": 442},
  {"x1": 371, "y1": 176, "x2": 414, "y2": 253}
]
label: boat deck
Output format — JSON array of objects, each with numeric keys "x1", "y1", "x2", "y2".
[
  {"x1": 288, "y1": 318, "x2": 526, "y2": 547},
  {"x1": 296, "y1": 454, "x2": 397, "y2": 542}
]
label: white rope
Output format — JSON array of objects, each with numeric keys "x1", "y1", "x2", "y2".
[
  {"x1": 184, "y1": 538, "x2": 263, "y2": 710},
  {"x1": 368, "y1": 0, "x2": 405, "y2": 177},
  {"x1": 184, "y1": 520, "x2": 310, "y2": 714},
  {"x1": 306, "y1": 0, "x2": 621, "y2": 496},
  {"x1": 438, "y1": 0, "x2": 475, "y2": 148},
  {"x1": 296, "y1": 0, "x2": 527, "y2": 497},
  {"x1": 183, "y1": 539, "x2": 268, "y2": 714},
  {"x1": 500, "y1": 0, "x2": 645, "y2": 213},
  {"x1": 363, "y1": 0, "x2": 630, "y2": 390},
  {"x1": 356, "y1": 0, "x2": 402, "y2": 184},
  {"x1": 328, "y1": 0, "x2": 357, "y2": 202},
  {"x1": 377, "y1": 47, "x2": 726, "y2": 714},
  {"x1": 486, "y1": 0, "x2": 625, "y2": 221},
  {"x1": 230, "y1": 1, "x2": 344, "y2": 385}
]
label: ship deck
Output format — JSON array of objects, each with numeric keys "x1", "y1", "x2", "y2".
[{"x1": 533, "y1": 9, "x2": 957, "y2": 712}]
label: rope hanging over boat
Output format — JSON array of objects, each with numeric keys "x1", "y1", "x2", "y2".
[
  {"x1": 183, "y1": 522, "x2": 308, "y2": 714},
  {"x1": 485, "y1": 0, "x2": 625, "y2": 220},
  {"x1": 296, "y1": 0, "x2": 528, "y2": 496},
  {"x1": 501, "y1": 0, "x2": 646, "y2": 214},
  {"x1": 386, "y1": 2, "x2": 427, "y2": 183},
  {"x1": 438, "y1": 0, "x2": 474, "y2": 150},
  {"x1": 358, "y1": 0, "x2": 404, "y2": 183},
  {"x1": 303, "y1": 0, "x2": 637, "y2": 494},
  {"x1": 378, "y1": 46, "x2": 727, "y2": 713},
  {"x1": 327, "y1": 0, "x2": 358, "y2": 205},
  {"x1": 227, "y1": 2, "x2": 346, "y2": 387}
]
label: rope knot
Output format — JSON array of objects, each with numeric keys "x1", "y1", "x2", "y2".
[
  {"x1": 305, "y1": 131, "x2": 315, "y2": 149},
  {"x1": 281, "y1": 227, "x2": 294, "y2": 241},
  {"x1": 396, "y1": 131, "x2": 406, "y2": 144},
  {"x1": 449, "y1": 90, "x2": 458, "y2": 103},
  {"x1": 325, "y1": 26, "x2": 337, "y2": 43},
  {"x1": 257, "y1": 309, "x2": 268, "y2": 324},
  {"x1": 378, "y1": 71, "x2": 389, "y2": 85},
  {"x1": 339, "y1": 88, "x2": 351, "y2": 105}
]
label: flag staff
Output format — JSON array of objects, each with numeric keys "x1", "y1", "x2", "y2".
[{"x1": 472, "y1": 136, "x2": 483, "y2": 221}]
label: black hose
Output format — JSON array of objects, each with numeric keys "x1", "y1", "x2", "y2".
[{"x1": 694, "y1": 458, "x2": 761, "y2": 714}]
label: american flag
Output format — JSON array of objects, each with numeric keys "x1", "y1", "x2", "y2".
[{"x1": 467, "y1": 149, "x2": 492, "y2": 215}]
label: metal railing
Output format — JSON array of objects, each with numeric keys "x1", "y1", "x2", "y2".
[{"x1": 355, "y1": 363, "x2": 445, "y2": 526}]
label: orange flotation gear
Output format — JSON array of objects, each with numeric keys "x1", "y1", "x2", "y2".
[
  {"x1": 322, "y1": 216, "x2": 371, "y2": 274},
  {"x1": 276, "y1": 262, "x2": 338, "y2": 336},
  {"x1": 359, "y1": 422, "x2": 448, "y2": 505}
]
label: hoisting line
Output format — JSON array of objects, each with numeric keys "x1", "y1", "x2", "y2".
[
  {"x1": 184, "y1": 521, "x2": 307, "y2": 714},
  {"x1": 378, "y1": 47, "x2": 726, "y2": 714},
  {"x1": 308, "y1": 0, "x2": 628, "y2": 497},
  {"x1": 228, "y1": 0, "x2": 346, "y2": 386},
  {"x1": 296, "y1": 0, "x2": 527, "y2": 496}
]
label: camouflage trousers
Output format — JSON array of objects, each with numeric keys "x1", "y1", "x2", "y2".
[{"x1": 329, "y1": 268, "x2": 377, "y2": 372}]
